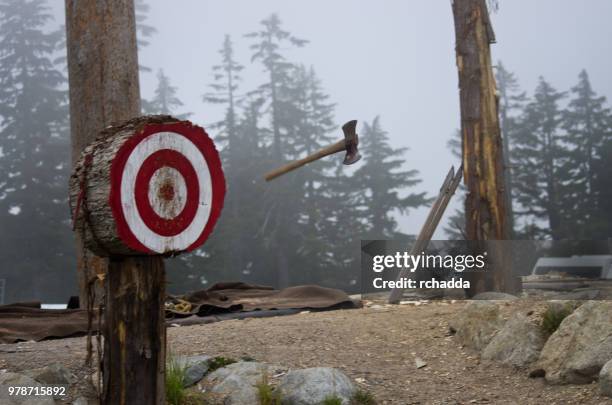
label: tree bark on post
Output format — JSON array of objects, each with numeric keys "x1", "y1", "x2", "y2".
[
  {"x1": 103, "y1": 257, "x2": 165, "y2": 405},
  {"x1": 65, "y1": 2, "x2": 166, "y2": 403},
  {"x1": 65, "y1": 0, "x2": 142, "y2": 306},
  {"x1": 451, "y1": 0, "x2": 518, "y2": 294}
]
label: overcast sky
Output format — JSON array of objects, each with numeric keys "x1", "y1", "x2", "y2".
[{"x1": 52, "y1": 0, "x2": 612, "y2": 237}]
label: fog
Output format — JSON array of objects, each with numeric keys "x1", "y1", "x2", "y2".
[{"x1": 44, "y1": 1, "x2": 611, "y2": 236}]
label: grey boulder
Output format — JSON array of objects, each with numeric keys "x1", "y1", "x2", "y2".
[
  {"x1": 482, "y1": 313, "x2": 546, "y2": 367},
  {"x1": 0, "y1": 372, "x2": 56, "y2": 405},
  {"x1": 449, "y1": 301, "x2": 505, "y2": 351},
  {"x1": 537, "y1": 301, "x2": 612, "y2": 384},
  {"x1": 176, "y1": 355, "x2": 211, "y2": 387},
  {"x1": 599, "y1": 358, "x2": 612, "y2": 398},
  {"x1": 277, "y1": 367, "x2": 356, "y2": 405},
  {"x1": 205, "y1": 361, "x2": 270, "y2": 405}
]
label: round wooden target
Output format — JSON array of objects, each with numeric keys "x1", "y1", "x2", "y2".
[{"x1": 109, "y1": 122, "x2": 225, "y2": 254}]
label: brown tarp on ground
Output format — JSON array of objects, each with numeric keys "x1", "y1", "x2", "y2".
[{"x1": 0, "y1": 283, "x2": 357, "y2": 344}]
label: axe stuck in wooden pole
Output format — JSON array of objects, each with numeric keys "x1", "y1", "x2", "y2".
[{"x1": 264, "y1": 120, "x2": 361, "y2": 181}]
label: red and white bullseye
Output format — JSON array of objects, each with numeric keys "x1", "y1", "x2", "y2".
[
  {"x1": 147, "y1": 167, "x2": 187, "y2": 219},
  {"x1": 110, "y1": 123, "x2": 225, "y2": 255}
]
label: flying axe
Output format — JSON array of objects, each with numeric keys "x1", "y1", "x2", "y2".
[{"x1": 264, "y1": 120, "x2": 360, "y2": 181}]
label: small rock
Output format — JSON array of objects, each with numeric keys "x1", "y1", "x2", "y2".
[
  {"x1": 0, "y1": 372, "x2": 56, "y2": 405},
  {"x1": 278, "y1": 367, "x2": 356, "y2": 405},
  {"x1": 415, "y1": 358, "x2": 427, "y2": 369},
  {"x1": 26, "y1": 363, "x2": 74, "y2": 386},
  {"x1": 600, "y1": 359, "x2": 612, "y2": 397},
  {"x1": 72, "y1": 397, "x2": 89, "y2": 405},
  {"x1": 176, "y1": 355, "x2": 211, "y2": 387},
  {"x1": 482, "y1": 313, "x2": 546, "y2": 367}
]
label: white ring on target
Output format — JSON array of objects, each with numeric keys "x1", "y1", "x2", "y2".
[
  {"x1": 148, "y1": 167, "x2": 188, "y2": 219},
  {"x1": 120, "y1": 131, "x2": 212, "y2": 253}
]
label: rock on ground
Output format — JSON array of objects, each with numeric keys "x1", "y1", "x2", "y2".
[
  {"x1": 278, "y1": 367, "x2": 356, "y2": 405},
  {"x1": 449, "y1": 301, "x2": 505, "y2": 351},
  {"x1": 600, "y1": 359, "x2": 612, "y2": 398},
  {"x1": 482, "y1": 313, "x2": 546, "y2": 367},
  {"x1": 25, "y1": 363, "x2": 74, "y2": 386},
  {"x1": 0, "y1": 372, "x2": 55, "y2": 405},
  {"x1": 176, "y1": 354, "x2": 211, "y2": 387},
  {"x1": 204, "y1": 361, "x2": 270, "y2": 405},
  {"x1": 537, "y1": 301, "x2": 612, "y2": 384}
]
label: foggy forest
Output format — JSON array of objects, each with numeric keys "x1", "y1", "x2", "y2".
[{"x1": 0, "y1": 0, "x2": 611, "y2": 304}]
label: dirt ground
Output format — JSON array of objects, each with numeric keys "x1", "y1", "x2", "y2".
[{"x1": 0, "y1": 300, "x2": 610, "y2": 404}]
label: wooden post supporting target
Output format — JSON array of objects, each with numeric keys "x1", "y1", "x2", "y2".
[{"x1": 70, "y1": 115, "x2": 225, "y2": 404}]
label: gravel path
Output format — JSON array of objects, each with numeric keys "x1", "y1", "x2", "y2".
[{"x1": 0, "y1": 300, "x2": 609, "y2": 404}]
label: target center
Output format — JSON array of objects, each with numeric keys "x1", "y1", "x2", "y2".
[
  {"x1": 148, "y1": 167, "x2": 187, "y2": 220},
  {"x1": 158, "y1": 182, "x2": 175, "y2": 202}
]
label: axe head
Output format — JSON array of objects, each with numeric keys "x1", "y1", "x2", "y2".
[{"x1": 341, "y1": 119, "x2": 360, "y2": 165}]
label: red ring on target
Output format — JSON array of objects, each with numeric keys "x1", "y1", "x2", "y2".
[
  {"x1": 134, "y1": 149, "x2": 199, "y2": 237},
  {"x1": 109, "y1": 121, "x2": 225, "y2": 254}
]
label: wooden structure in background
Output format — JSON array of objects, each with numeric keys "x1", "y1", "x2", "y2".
[
  {"x1": 452, "y1": 0, "x2": 518, "y2": 294},
  {"x1": 388, "y1": 166, "x2": 463, "y2": 304}
]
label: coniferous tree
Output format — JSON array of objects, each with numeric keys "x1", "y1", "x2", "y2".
[
  {"x1": 145, "y1": 69, "x2": 190, "y2": 118},
  {"x1": 287, "y1": 65, "x2": 338, "y2": 275},
  {"x1": 593, "y1": 132, "x2": 612, "y2": 237},
  {"x1": 246, "y1": 14, "x2": 307, "y2": 161},
  {"x1": 512, "y1": 78, "x2": 568, "y2": 239},
  {"x1": 135, "y1": 0, "x2": 157, "y2": 113},
  {"x1": 317, "y1": 163, "x2": 368, "y2": 290},
  {"x1": 245, "y1": 14, "x2": 307, "y2": 287},
  {"x1": 204, "y1": 35, "x2": 244, "y2": 171},
  {"x1": 0, "y1": 0, "x2": 71, "y2": 302},
  {"x1": 198, "y1": 35, "x2": 250, "y2": 282},
  {"x1": 561, "y1": 70, "x2": 612, "y2": 238},
  {"x1": 495, "y1": 61, "x2": 526, "y2": 237},
  {"x1": 355, "y1": 117, "x2": 428, "y2": 239},
  {"x1": 135, "y1": 0, "x2": 156, "y2": 73}
]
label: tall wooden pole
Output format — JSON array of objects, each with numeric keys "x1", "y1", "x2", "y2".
[
  {"x1": 65, "y1": 0, "x2": 142, "y2": 306},
  {"x1": 451, "y1": 0, "x2": 518, "y2": 295},
  {"x1": 65, "y1": 1, "x2": 166, "y2": 403}
]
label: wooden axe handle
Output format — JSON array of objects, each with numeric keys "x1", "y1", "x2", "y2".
[{"x1": 265, "y1": 139, "x2": 346, "y2": 181}]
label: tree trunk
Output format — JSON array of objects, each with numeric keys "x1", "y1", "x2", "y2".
[
  {"x1": 66, "y1": 2, "x2": 166, "y2": 403},
  {"x1": 451, "y1": 0, "x2": 519, "y2": 295},
  {"x1": 103, "y1": 257, "x2": 165, "y2": 405},
  {"x1": 65, "y1": 0, "x2": 142, "y2": 306}
]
